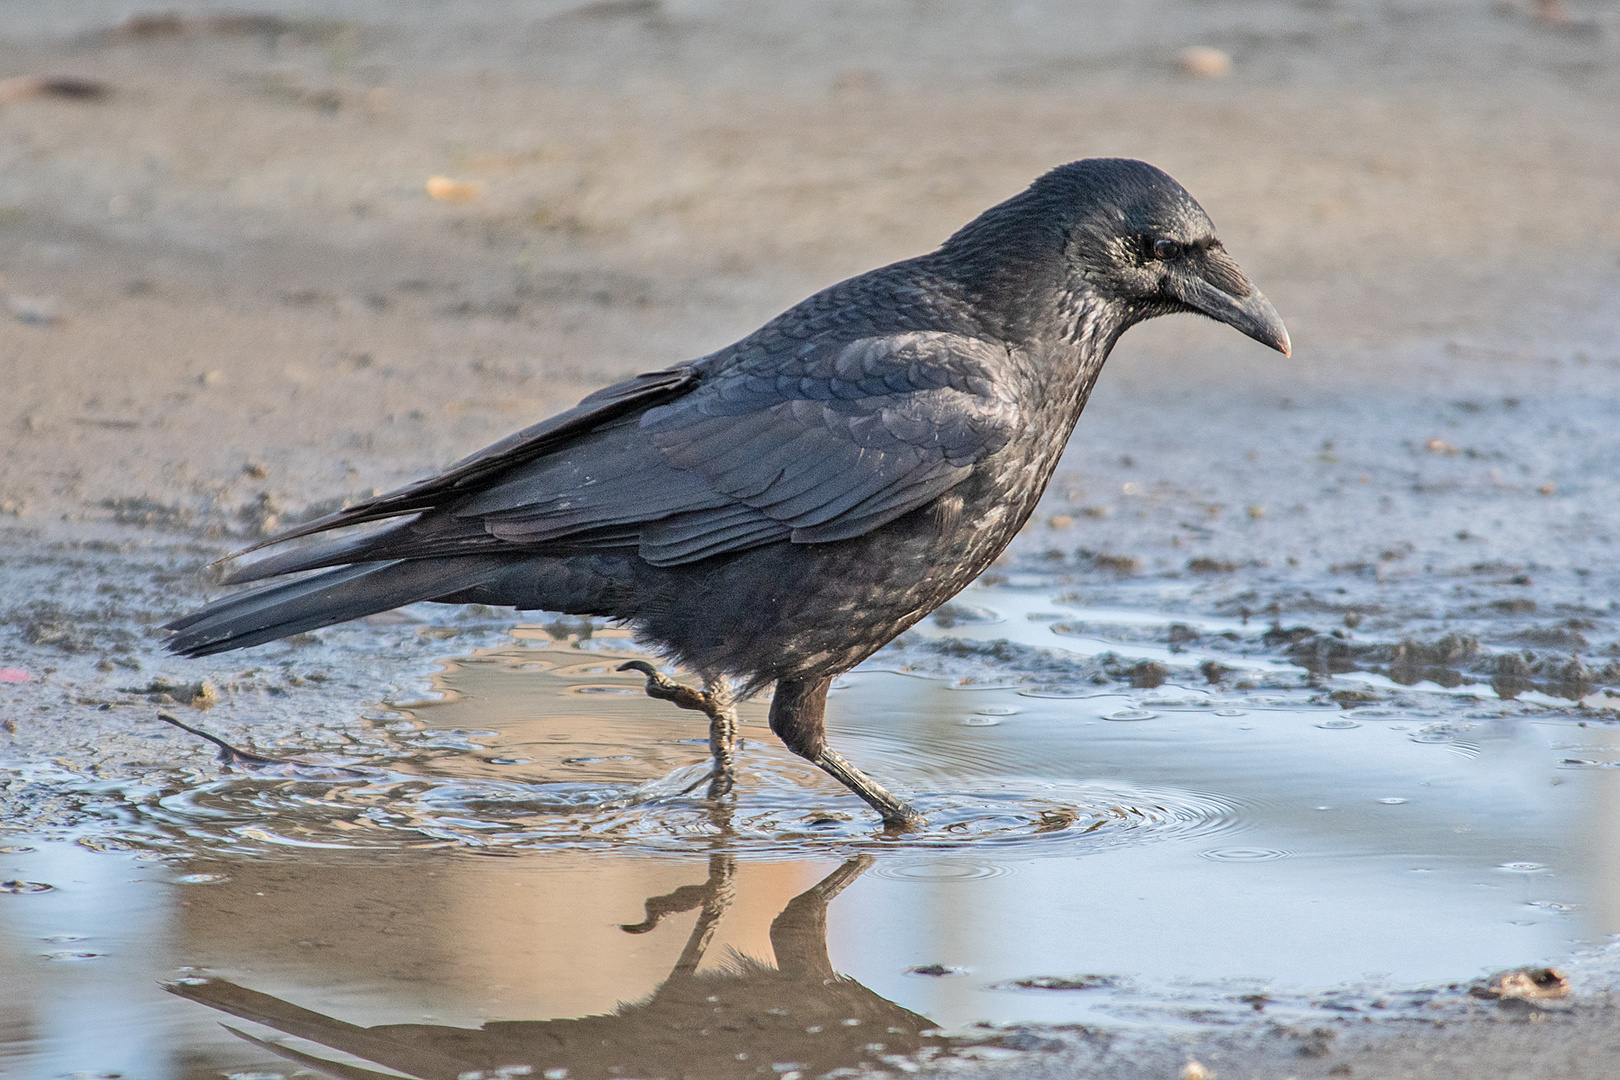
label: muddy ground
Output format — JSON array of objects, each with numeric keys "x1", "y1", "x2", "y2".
[{"x1": 4, "y1": 1, "x2": 1620, "y2": 1076}]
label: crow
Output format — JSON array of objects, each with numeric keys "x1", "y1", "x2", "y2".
[{"x1": 166, "y1": 158, "x2": 1289, "y2": 828}]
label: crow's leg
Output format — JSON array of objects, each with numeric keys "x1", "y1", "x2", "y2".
[
  {"x1": 618, "y1": 661, "x2": 738, "y2": 798},
  {"x1": 697, "y1": 675, "x2": 739, "y2": 798},
  {"x1": 770, "y1": 676, "x2": 923, "y2": 830},
  {"x1": 770, "y1": 855, "x2": 873, "y2": 978}
]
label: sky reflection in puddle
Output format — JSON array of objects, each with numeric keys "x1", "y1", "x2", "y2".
[{"x1": 3, "y1": 618, "x2": 1620, "y2": 1077}]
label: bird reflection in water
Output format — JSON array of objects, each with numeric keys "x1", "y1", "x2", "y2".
[{"x1": 169, "y1": 855, "x2": 948, "y2": 1079}]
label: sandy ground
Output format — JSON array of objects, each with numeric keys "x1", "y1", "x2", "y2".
[{"x1": 5, "y1": 0, "x2": 1620, "y2": 1076}]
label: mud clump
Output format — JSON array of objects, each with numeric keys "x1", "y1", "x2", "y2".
[
  {"x1": 884, "y1": 637, "x2": 1209, "y2": 695},
  {"x1": 1263, "y1": 625, "x2": 1318, "y2": 647},
  {"x1": 1125, "y1": 660, "x2": 1169, "y2": 689},
  {"x1": 1511, "y1": 624, "x2": 1587, "y2": 650},
  {"x1": 134, "y1": 677, "x2": 217, "y2": 708},
  {"x1": 1272, "y1": 628, "x2": 1613, "y2": 701},
  {"x1": 1167, "y1": 623, "x2": 1199, "y2": 646},
  {"x1": 1384, "y1": 634, "x2": 1481, "y2": 686},
  {"x1": 1003, "y1": 974, "x2": 1122, "y2": 991},
  {"x1": 1080, "y1": 550, "x2": 1141, "y2": 575}
]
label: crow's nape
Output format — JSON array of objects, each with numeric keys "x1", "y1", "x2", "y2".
[{"x1": 164, "y1": 555, "x2": 512, "y2": 657}]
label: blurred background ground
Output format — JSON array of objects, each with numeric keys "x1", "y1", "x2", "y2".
[
  {"x1": 2, "y1": 0, "x2": 1618, "y2": 540},
  {"x1": 4, "y1": 1, "x2": 1620, "y2": 1077}
]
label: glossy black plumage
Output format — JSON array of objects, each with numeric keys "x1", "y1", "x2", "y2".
[{"x1": 166, "y1": 158, "x2": 1289, "y2": 826}]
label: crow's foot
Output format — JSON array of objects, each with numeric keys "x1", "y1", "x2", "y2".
[
  {"x1": 812, "y1": 747, "x2": 924, "y2": 832},
  {"x1": 620, "y1": 660, "x2": 739, "y2": 797}
]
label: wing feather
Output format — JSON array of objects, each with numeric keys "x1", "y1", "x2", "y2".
[{"x1": 214, "y1": 331, "x2": 1019, "y2": 575}]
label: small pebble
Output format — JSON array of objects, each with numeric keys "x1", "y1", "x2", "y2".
[
  {"x1": 427, "y1": 175, "x2": 484, "y2": 201},
  {"x1": 1177, "y1": 47, "x2": 1231, "y2": 79}
]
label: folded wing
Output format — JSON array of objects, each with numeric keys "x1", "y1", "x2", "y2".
[{"x1": 223, "y1": 331, "x2": 1020, "y2": 581}]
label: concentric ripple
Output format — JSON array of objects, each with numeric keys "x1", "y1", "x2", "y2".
[
  {"x1": 123, "y1": 758, "x2": 1252, "y2": 859},
  {"x1": 29, "y1": 644, "x2": 1271, "y2": 860}
]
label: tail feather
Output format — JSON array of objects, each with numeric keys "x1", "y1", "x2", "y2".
[
  {"x1": 165, "y1": 556, "x2": 508, "y2": 657},
  {"x1": 217, "y1": 531, "x2": 385, "y2": 586}
]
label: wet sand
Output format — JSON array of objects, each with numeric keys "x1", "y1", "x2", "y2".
[{"x1": 4, "y1": 1, "x2": 1620, "y2": 1076}]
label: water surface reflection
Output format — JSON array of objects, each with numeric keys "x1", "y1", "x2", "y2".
[{"x1": 171, "y1": 854, "x2": 971, "y2": 1079}]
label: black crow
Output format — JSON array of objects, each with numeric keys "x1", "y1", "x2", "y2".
[{"x1": 166, "y1": 158, "x2": 1288, "y2": 828}]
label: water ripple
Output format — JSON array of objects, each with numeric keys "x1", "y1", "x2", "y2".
[{"x1": 126, "y1": 762, "x2": 1253, "y2": 859}]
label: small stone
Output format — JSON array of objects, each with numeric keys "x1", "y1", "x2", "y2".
[
  {"x1": 1177, "y1": 47, "x2": 1231, "y2": 79},
  {"x1": 907, "y1": 964, "x2": 965, "y2": 977},
  {"x1": 427, "y1": 175, "x2": 484, "y2": 201},
  {"x1": 1469, "y1": 966, "x2": 1569, "y2": 1001}
]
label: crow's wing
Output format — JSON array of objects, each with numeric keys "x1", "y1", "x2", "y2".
[
  {"x1": 231, "y1": 366, "x2": 700, "y2": 554},
  {"x1": 455, "y1": 331, "x2": 1021, "y2": 565}
]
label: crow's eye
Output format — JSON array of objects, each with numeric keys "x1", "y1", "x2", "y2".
[{"x1": 1152, "y1": 238, "x2": 1183, "y2": 260}]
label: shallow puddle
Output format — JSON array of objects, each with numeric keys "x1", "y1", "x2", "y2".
[{"x1": 4, "y1": 597, "x2": 1620, "y2": 1077}]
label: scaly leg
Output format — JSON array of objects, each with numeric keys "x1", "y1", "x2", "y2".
[
  {"x1": 619, "y1": 660, "x2": 739, "y2": 798},
  {"x1": 770, "y1": 676, "x2": 923, "y2": 831}
]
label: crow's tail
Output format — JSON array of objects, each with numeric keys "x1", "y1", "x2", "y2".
[{"x1": 164, "y1": 556, "x2": 511, "y2": 658}]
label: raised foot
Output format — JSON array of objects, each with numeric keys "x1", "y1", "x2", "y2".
[
  {"x1": 619, "y1": 660, "x2": 738, "y2": 799},
  {"x1": 618, "y1": 660, "x2": 710, "y2": 713}
]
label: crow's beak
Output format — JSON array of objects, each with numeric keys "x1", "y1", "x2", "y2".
[{"x1": 1169, "y1": 255, "x2": 1291, "y2": 357}]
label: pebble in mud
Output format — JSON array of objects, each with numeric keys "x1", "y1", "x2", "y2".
[{"x1": 1468, "y1": 966, "x2": 1570, "y2": 1002}]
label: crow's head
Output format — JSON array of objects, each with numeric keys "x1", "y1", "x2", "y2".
[{"x1": 944, "y1": 158, "x2": 1290, "y2": 355}]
